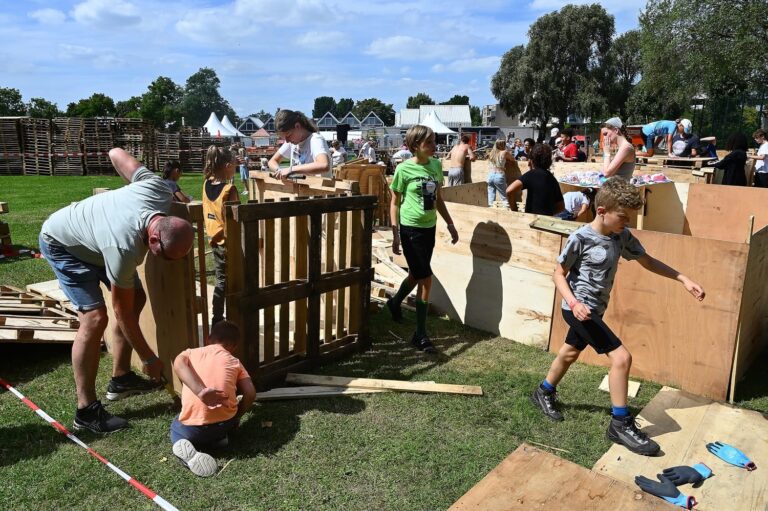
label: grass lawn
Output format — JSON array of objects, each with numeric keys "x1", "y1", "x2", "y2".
[{"x1": 1, "y1": 175, "x2": 766, "y2": 511}]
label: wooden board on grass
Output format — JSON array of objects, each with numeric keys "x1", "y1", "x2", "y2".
[
  {"x1": 256, "y1": 386, "x2": 390, "y2": 401},
  {"x1": 285, "y1": 373, "x2": 483, "y2": 395},
  {"x1": 449, "y1": 443, "x2": 675, "y2": 510},
  {"x1": 593, "y1": 387, "x2": 768, "y2": 511},
  {"x1": 599, "y1": 374, "x2": 640, "y2": 398}
]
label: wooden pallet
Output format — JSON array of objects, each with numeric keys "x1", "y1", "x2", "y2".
[{"x1": 0, "y1": 285, "x2": 80, "y2": 344}]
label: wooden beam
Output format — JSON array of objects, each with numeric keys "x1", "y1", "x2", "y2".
[
  {"x1": 255, "y1": 386, "x2": 390, "y2": 401},
  {"x1": 235, "y1": 195, "x2": 377, "y2": 222},
  {"x1": 285, "y1": 373, "x2": 483, "y2": 396}
]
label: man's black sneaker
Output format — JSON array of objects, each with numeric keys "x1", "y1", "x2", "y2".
[
  {"x1": 530, "y1": 386, "x2": 564, "y2": 421},
  {"x1": 386, "y1": 298, "x2": 404, "y2": 323},
  {"x1": 606, "y1": 415, "x2": 660, "y2": 456},
  {"x1": 73, "y1": 400, "x2": 129, "y2": 433},
  {"x1": 411, "y1": 333, "x2": 437, "y2": 354},
  {"x1": 106, "y1": 371, "x2": 160, "y2": 401}
]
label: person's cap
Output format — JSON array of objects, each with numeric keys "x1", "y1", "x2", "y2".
[
  {"x1": 551, "y1": 127, "x2": 560, "y2": 136},
  {"x1": 679, "y1": 118, "x2": 692, "y2": 134},
  {"x1": 604, "y1": 117, "x2": 623, "y2": 129}
]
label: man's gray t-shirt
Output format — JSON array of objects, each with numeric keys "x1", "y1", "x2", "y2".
[
  {"x1": 41, "y1": 167, "x2": 173, "y2": 288},
  {"x1": 557, "y1": 224, "x2": 645, "y2": 315}
]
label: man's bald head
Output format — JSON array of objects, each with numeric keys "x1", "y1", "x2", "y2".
[{"x1": 148, "y1": 216, "x2": 194, "y2": 260}]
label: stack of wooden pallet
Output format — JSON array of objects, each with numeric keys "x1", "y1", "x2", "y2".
[
  {"x1": 0, "y1": 202, "x2": 10, "y2": 250},
  {"x1": 52, "y1": 118, "x2": 84, "y2": 175},
  {"x1": 0, "y1": 285, "x2": 79, "y2": 344},
  {"x1": 336, "y1": 163, "x2": 391, "y2": 226},
  {"x1": 82, "y1": 118, "x2": 115, "y2": 175},
  {"x1": 180, "y1": 127, "x2": 209, "y2": 173},
  {"x1": 114, "y1": 118, "x2": 154, "y2": 168},
  {"x1": 20, "y1": 118, "x2": 52, "y2": 175},
  {"x1": 156, "y1": 131, "x2": 181, "y2": 174},
  {"x1": 0, "y1": 118, "x2": 23, "y2": 176}
]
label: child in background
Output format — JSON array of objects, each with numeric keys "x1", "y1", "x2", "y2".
[
  {"x1": 486, "y1": 139, "x2": 515, "y2": 207},
  {"x1": 506, "y1": 143, "x2": 564, "y2": 215},
  {"x1": 202, "y1": 145, "x2": 239, "y2": 326},
  {"x1": 171, "y1": 321, "x2": 256, "y2": 477},
  {"x1": 709, "y1": 133, "x2": 748, "y2": 186},
  {"x1": 749, "y1": 129, "x2": 768, "y2": 187},
  {"x1": 162, "y1": 160, "x2": 191, "y2": 203},
  {"x1": 531, "y1": 177, "x2": 705, "y2": 456},
  {"x1": 236, "y1": 144, "x2": 249, "y2": 196},
  {"x1": 556, "y1": 188, "x2": 595, "y2": 221}
]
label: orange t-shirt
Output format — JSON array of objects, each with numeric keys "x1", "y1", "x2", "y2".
[{"x1": 178, "y1": 344, "x2": 250, "y2": 426}]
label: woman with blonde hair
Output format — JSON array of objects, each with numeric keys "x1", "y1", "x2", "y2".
[
  {"x1": 487, "y1": 139, "x2": 515, "y2": 207},
  {"x1": 268, "y1": 109, "x2": 331, "y2": 178},
  {"x1": 602, "y1": 117, "x2": 636, "y2": 179}
]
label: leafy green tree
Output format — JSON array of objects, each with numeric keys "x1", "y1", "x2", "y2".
[
  {"x1": 115, "y1": 96, "x2": 141, "y2": 118},
  {"x1": 140, "y1": 76, "x2": 183, "y2": 128},
  {"x1": 0, "y1": 87, "x2": 26, "y2": 116},
  {"x1": 66, "y1": 93, "x2": 116, "y2": 117},
  {"x1": 406, "y1": 93, "x2": 435, "y2": 109},
  {"x1": 249, "y1": 110, "x2": 272, "y2": 122},
  {"x1": 491, "y1": 4, "x2": 614, "y2": 126},
  {"x1": 27, "y1": 97, "x2": 61, "y2": 118},
  {"x1": 180, "y1": 68, "x2": 234, "y2": 128},
  {"x1": 335, "y1": 98, "x2": 354, "y2": 118},
  {"x1": 440, "y1": 95, "x2": 470, "y2": 105},
  {"x1": 606, "y1": 30, "x2": 642, "y2": 119},
  {"x1": 470, "y1": 105, "x2": 482, "y2": 126},
  {"x1": 353, "y1": 98, "x2": 395, "y2": 126},
  {"x1": 312, "y1": 96, "x2": 337, "y2": 119}
]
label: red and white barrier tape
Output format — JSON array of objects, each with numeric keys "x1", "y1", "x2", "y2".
[{"x1": 0, "y1": 377, "x2": 179, "y2": 511}]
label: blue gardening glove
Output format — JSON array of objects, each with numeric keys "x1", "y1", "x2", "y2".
[
  {"x1": 634, "y1": 475, "x2": 697, "y2": 509},
  {"x1": 661, "y1": 463, "x2": 712, "y2": 486},
  {"x1": 706, "y1": 442, "x2": 757, "y2": 471}
]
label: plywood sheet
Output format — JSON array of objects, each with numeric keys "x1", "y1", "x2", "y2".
[
  {"x1": 641, "y1": 182, "x2": 689, "y2": 235},
  {"x1": 26, "y1": 279, "x2": 70, "y2": 303},
  {"x1": 441, "y1": 182, "x2": 489, "y2": 207},
  {"x1": 549, "y1": 229, "x2": 748, "y2": 400},
  {"x1": 449, "y1": 443, "x2": 676, "y2": 511},
  {"x1": 594, "y1": 387, "x2": 768, "y2": 511},
  {"x1": 684, "y1": 184, "x2": 768, "y2": 242}
]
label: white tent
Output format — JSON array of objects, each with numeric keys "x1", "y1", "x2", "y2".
[
  {"x1": 204, "y1": 112, "x2": 237, "y2": 137},
  {"x1": 420, "y1": 111, "x2": 456, "y2": 134},
  {"x1": 221, "y1": 115, "x2": 245, "y2": 137}
]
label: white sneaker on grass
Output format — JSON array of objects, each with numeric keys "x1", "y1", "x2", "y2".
[{"x1": 172, "y1": 439, "x2": 218, "y2": 477}]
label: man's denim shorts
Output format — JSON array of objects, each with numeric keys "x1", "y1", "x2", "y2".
[
  {"x1": 38, "y1": 234, "x2": 141, "y2": 312},
  {"x1": 239, "y1": 164, "x2": 248, "y2": 181}
]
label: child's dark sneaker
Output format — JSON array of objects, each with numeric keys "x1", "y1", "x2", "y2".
[
  {"x1": 73, "y1": 400, "x2": 129, "y2": 433},
  {"x1": 106, "y1": 371, "x2": 160, "y2": 401},
  {"x1": 606, "y1": 415, "x2": 660, "y2": 456},
  {"x1": 530, "y1": 387, "x2": 564, "y2": 421},
  {"x1": 172, "y1": 439, "x2": 217, "y2": 477},
  {"x1": 411, "y1": 333, "x2": 437, "y2": 354},
  {"x1": 386, "y1": 298, "x2": 404, "y2": 323}
]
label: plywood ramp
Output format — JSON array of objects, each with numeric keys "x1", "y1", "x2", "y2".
[
  {"x1": 593, "y1": 387, "x2": 768, "y2": 511},
  {"x1": 549, "y1": 229, "x2": 748, "y2": 400},
  {"x1": 449, "y1": 443, "x2": 676, "y2": 510},
  {"x1": 683, "y1": 184, "x2": 768, "y2": 242}
]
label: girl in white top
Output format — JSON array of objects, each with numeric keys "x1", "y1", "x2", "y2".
[
  {"x1": 268, "y1": 110, "x2": 332, "y2": 179},
  {"x1": 749, "y1": 128, "x2": 768, "y2": 188},
  {"x1": 601, "y1": 117, "x2": 635, "y2": 179},
  {"x1": 330, "y1": 140, "x2": 347, "y2": 167}
]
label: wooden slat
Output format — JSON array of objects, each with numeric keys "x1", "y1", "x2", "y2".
[
  {"x1": 240, "y1": 218, "x2": 260, "y2": 372},
  {"x1": 306, "y1": 212, "x2": 323, "y2": 361},
  {"x1": 256, "y1": 386, "x2": 389, "y2": 401},
  {"x1": 336, "y1": 209, "x2": 348, "y2": 336},
  {"x1": 324, "y1": 211, "x2": 336, "y2": 343},
  {"x1": 263, "y1": 204, "x2": 275, "y2": 363},
  {"x1": 293, "y1": 211, "x2": 308, "y2": 354},
  {"x1": 348, "y1": 209, "x2": 362, "y2": 333},
  {"x1": 225, "y1": 204, "x2": 245, "y2": 362},
  {"x1": 285, "y1": 373, "x2": 483, "y2": 396},
  {"x1": 235, "y1": 194, "x2": 376, "y2": 221},
  {"x1": 192, "y1": 204, "x2": 209, "y2": 344},
  {"x1": 357, "y1": 208, "x2": 374, "y2": 348},
  {"x1": 279, "y1": 205, "x2": 290, "y2": 358}
]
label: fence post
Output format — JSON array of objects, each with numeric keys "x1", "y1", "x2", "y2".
[{"x1": 307, "y1": 209, "x2": 323, "y2": 361}]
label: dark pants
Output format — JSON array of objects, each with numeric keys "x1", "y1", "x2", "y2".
[
  {"x1": 754, "y1": 173, "x2": 768, "y2": 188},
  {"x1": 212, "y1": 244, "x2": 227, "y2": 325},
  {"x1": 170, "y1": 415, "x2": 238, "y2": 449}
]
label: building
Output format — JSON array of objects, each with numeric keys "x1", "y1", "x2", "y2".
[
  {"x1": 481, "y1": 104, "x2": 538, "y2": 141},
  {"x1": 263, "y1": 116, "x2": 275, "y2": 132},
  {"x1": 337, "y1": 112, "x2": 361, "y2": 129},
  {"x1": 237, "y1": 116, "x2": 265, "y2": 136},
  {"x1": 360, "y1": 111, "x2": 386, "y2": 129},
  {"x1": 316, "y1": 112, "x2": 339, "y2": 131}
]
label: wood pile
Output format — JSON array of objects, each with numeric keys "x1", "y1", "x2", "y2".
[
  {"x1": 114, "y1": 118, "x2": 154, "y2": 168},
  {"x1": 82, "y1": 118, "x2": 115, "y2": 175},
  {"x1": 52, "y1": 118, "x2": 84, "y2": 175},
  {"x1": 180, "y1": 127, "x2": 210, "y2": 173},
  {"x1": 0, "y1": 202, "x2": 10, "y2": 249},
  {"x1": 20, "y1": 118, "x2": 52, "y2": 175},
  {"x1": 336, "y1": 163, "x2": 391, "y2": 226},
  {"x1": 0, "y1": 118, "x2": 23, "y2": 175},
  {"x1": 370, "y1": 228, "x2": 415, "y2": 309},
  {"x1": 156, "y1": 131, "x2": 181, "y2": 174},
  {"x1": 0, "y1": 285, "x2": 79, "y2": 344}
]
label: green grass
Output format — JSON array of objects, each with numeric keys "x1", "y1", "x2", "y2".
[{"x1": 0, "y1": 176, "x2": 766, "y2": 510}]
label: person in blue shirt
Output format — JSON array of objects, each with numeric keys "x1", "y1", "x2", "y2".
[{"x1": 640, "y1": 119, "x2": 690, "y2": 157}]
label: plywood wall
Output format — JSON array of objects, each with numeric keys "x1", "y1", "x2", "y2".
[
  {"x1": 441, "y1": 182, "x2": 489, "y2": 207},
  {"x1": 684, "y1": 184, "x2": 768, "y2": 243},
  {"x1": 549, "y1": 229, "x2": 748, "y2": 400}
]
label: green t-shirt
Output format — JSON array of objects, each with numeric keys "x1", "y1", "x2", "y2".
[{"x1": 390, "y1": 157, "x2": 444, "y2": 228}]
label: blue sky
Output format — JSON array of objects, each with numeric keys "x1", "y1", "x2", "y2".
[{"x1": 1, "y1": 0, "x2": 646, "y2": 120}]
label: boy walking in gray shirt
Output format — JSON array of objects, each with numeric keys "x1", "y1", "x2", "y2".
[{"x1": 531, "y1": 178, "x2": 705, "y2": 456}]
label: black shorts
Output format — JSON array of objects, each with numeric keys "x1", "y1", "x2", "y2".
[
  {"x1": 562, "y1": 308, "x2": 622, "y2": 354},
  {"x1": 399, "y1": 225, "x2": 436, "y2": 280}
]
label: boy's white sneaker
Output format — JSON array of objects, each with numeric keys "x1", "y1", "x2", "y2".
[{"x1": 172, "y1": 439, "x2": 218, "y2": 477}]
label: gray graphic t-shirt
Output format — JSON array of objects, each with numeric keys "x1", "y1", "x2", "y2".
[{"x1": 558, "y1": 224, "x2": 645, "y2": 315}]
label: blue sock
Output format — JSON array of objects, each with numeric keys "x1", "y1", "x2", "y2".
[
  {"x1": 540, "y1": 380, "x2": 555, "y2": 392},
  {"x1": 612, "y1": 405, "x2": 629, "y2": 418}
]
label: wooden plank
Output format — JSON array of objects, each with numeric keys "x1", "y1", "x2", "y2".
[
  {"x1": 279, "y1": 210, "x2": 290, "y2": 357},
  {"x1": 336, "y1": 209, "x2": 348, "y2": 336},
  {"x1": 25, "y1": 280, "x2": 70, "y2": 304},
  {"x1": 348, "y1": 209, "x2": 362, "y2": 333},
  {"x1": 357, "y1": 208, "x2": 374, "y2": 348},
  {"x1": 0, "y1": 202, "x2": 8, "y2": 214},
  {"x1": 240, "y1": 218, "x2": 260, "y2": 372},
  {"x1": 549, "y1": 229, "x2": 747, "y2": 400},
  {"x1": 683, "y1": 184, "x2": 768, "y2": 242},
  {"x1": 255, "y1": 386, "x2": 390, "y2": 401},
  {"x1": 598, "y1": 374, "x2": 640, "y2": 398},
  {"x1": 235, "y1": 194, "x2": 377, "y2": 222},
  {"x1": 306, "y1": 212, "x2": 323, "y2": 360},
  {"x1": 192, "y1": 205, "x2": 209, "y2": 344},
  {"x1": 529, "y1": 217, "x2": 583, "y2": 236},
  {"x1": 285, "y1": 373, "x2": 483, "y2": 396},
  {"x1": 593, "y1": 387, "x2": 768, "y2": 511},
  {"x1": 263, "y1": 208, "x2": 275, "y2": 363},
  {"x1": 450, "y1": 443, "x2": 675, "y2": 511},
  {"x1": 294, "y1": 212, "x2": 308, "y2": 354},
  {"x1": 225, "y1": 204, "x2": 245, "y2": 357},
  {"x1": 324, "y1": 211, "x2": 336, "y2": 343}
]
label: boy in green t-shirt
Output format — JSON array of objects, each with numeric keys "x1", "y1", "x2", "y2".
[{"x1": 387, "y1": 125, "x2": 459, "y2": 353}]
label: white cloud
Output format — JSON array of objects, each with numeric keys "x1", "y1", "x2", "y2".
[
  {"x1": 432, "y1": 56, "x2": 500, "y2": 74},
  {"x1": 29, "y1": 9, "x2": 66, "y2": 25},
  {"x1": 529, "y1": 0, "x2": 646, "y2": 12},
  {"x1": 59, "y1": 44, "x2": 124, "y2": 68},
  {"x1": 366, "y1": 36, "x2": 455, "y2": 60},
  {"x1": 295, "y1": 30, "x2": 347, "y2": 48},
  {"x1": 72, "y1": 0, "x2": 141, "y2": 27}
]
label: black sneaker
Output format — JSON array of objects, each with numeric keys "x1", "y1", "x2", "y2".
[
  {"x1": 606, "y1": 415, "x2": 660, "y2": 456},
  {"x1": 73, "y1": 400, "x2": 129, "y2": 433},
  {"x1": 106, "y1": 371, "x2": 160, "y2": 401},
  {"x1": 530, "y1": 386, "x2": 564, "y2": 421},
  {"x1": 411, "y1": 333, "x2": 437, "y2": 354},
  {"x1": 386, "y1": 298, "x2": 404, "y2": 323}
]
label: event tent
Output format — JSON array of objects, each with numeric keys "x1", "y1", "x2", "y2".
[
  {"x1": 204, "y1": 112, "x2": 237, "y2": 137},
  {"x1": 221, "y1": 115, "x2": 246, "y2": 137},
  {"x1": 420, "y1": 111, "x2": 456, "y2": 135}
]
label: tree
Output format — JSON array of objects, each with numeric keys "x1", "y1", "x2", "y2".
[
  {"x1": 406, "y1": 92, "x2": 435, "y2": 109},
  {"x1": 491, "y1": 5, "x2": 615, "y2": 127},
  {"x1": 606, "y1": 30, "x2": 642, "y2": 119},
  {"x1": 180, "y1": 68, "x2": 234, "y2": 128},
  {"x1": 0, "y1": 87, "x2": 26, "y2": 116},
  {"x1": 312, "y1": 96, "x2": 337, "y2": 119},
  {"x1": 353, "y1": 98, "x2": 395, "y2": 126},
  {"x1": 140, "y1": 76, "x2": 183, "y2": 128},
  {"x1": 249, "y1": 110, "x2": 272, "y2": 122},
  {"x1": 440, "y1": 95, "x2": 470, "y2": 105},
  {"x1": 114, "y1": 96, "x2": 141, "y2": 118},
  {"x1": 470, "y1": 105, "x2": 482, "y2": 126},
  {"x1": 335, "y1": 98, "x2": 354, "y2": 119},
  {"x1": 66, "y1": 93, "x2": 116, "y2": 117},
  {"x1": 27, "y1": 98, "x2": 61, "y2": 118}
]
